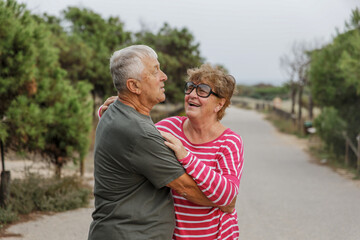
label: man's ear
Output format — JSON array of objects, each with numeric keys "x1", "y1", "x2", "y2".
[{"x1": 126, "y1": 79, "x2": 141, "y2": 95}]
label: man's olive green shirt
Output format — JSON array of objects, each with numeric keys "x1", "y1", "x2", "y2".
[{"x1": 88, "y1": 100, "x2": 185, "y2": 240}]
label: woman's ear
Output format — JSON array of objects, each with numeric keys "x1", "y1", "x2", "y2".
[
  {"x1": 215, "y1": 98, "x2": 226, "y2": 113},
  {"x1": 126, "y1": 79, "x2": 141, "y2": 94}
]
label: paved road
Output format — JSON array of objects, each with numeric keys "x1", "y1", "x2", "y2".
[
  {"x1": 222, "y1": 107, "x2": 360, "y2": 240},
  {"x1": 4, "y1": 107, "x2": 360, "y2": 239}
]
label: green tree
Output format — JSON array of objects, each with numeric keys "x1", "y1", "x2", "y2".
[
  {"x1": 309, "y1": 8, "x2": 360, "y2": 159},
  {"x1": 62, "y1": 7, "x2": 132, "y2": 103},
  {"x1": 39, "y1": 14, "x2": 94, "y2": 86},
  {"x1": 338, "y1": 31, "x2": 360, "y2": 94},
  {"x1": 0, "y1": 0, "x2": 93, "y2": 177}
]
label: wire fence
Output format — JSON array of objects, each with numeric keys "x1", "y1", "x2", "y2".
[{"x1": 343, "y1": 132, "x2": 360, "y2": 175}]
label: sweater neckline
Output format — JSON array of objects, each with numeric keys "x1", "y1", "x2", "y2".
[{"x1": 180, "y1": 117, "x2": 230, "y2": 146}]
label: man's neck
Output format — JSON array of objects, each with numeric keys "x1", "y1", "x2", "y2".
[{"x1": 118, "y1": 94, "x2": 152, "y2": 116}]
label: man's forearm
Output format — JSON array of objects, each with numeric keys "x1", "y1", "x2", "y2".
[
  {"x1": 167, "y1": 173, "x2": 217, "y2": 207},
  {"x1": 167, "y1": 173, "x2": 236, "y2": 213}
]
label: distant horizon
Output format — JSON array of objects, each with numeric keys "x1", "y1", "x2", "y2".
[{"x1": 236, "y1": 79, "x2": 287, "y2": 87}]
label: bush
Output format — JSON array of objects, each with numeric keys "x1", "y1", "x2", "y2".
[
  {"x1": 313, "y1": 107, "x2": 347, "y2": 156},
  {"x1": 265, "y1": 112, "x2": 301, "y2": 137},
  {"x1": 10, "y1": 173, "x2": 91, "y2": 214},
  {"x1": 0, "y1": 173, "x2": 91, "y2": 228},
  {"x1": 0, "y1": 207, "x2": 18, "y2": 227}
]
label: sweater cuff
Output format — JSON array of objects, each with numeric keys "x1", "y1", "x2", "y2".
[{"x1": 178, "y1": 151, "x2": 191, "y2": 166}]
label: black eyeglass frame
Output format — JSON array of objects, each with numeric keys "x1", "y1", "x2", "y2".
[{"x1": 184, "y1": 82, "x2": 220, "y2": 98}]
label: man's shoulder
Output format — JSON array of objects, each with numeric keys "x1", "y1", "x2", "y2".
[{"x1": 98, "y1": 104, "x2": 153, "y2": 138}]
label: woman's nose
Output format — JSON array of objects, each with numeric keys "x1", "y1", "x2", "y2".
[{"x1": 189, "y1": 88, "x2": 198, "y2": 98}]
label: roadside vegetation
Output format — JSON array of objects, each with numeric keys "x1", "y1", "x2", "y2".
[{"x1": 0, "y1": 173, "x2": 91, "y2": 229}]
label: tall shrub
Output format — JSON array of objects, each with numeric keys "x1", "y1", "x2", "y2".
[{"x1": 0, "y1": 0, "x2": 93, "y2": 176}]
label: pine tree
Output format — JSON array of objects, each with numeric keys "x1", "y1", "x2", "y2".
[{"x1": 0, "y1": 0, "x2": 93, "y2": 177}]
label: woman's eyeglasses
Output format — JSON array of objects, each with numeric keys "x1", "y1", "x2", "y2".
[{"x1": 184, "y1": 82, "x2": 220, "y2": 98}]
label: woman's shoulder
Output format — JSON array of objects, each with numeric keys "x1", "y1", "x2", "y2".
[
  {"x1": 221, "y1": 128, "x2": 243, "y2": 145},
  {"x1": 155, "y1": 116, "x2": 186, "y2": 128}
]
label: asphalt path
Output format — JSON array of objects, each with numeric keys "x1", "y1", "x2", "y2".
[
  {"x1": 4, "y1": 107, "x2": 360, "y2": 240},
  {"x1": 223, "y1": 107, "x2": 360, "y2": 240}
]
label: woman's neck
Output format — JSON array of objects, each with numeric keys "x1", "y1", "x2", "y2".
[{"x1": 183, "y1": 116, "x2": 226, "y2": 144}]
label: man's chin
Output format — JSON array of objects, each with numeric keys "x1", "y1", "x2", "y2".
[
  {"x1": 158, "y1": 95, "x2": 166, "y2": 103},
  {"x1": 155, "y1": 99, "x2": 166, "y2": 105}
]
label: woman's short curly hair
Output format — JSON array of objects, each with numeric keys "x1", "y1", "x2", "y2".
[{"x1": 187, "y1": 64, "x2": 236, "y2": 120}]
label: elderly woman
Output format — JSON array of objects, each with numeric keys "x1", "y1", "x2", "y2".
[{"x1": 100, "y1": 64, "x2": 244, "y2": 240}]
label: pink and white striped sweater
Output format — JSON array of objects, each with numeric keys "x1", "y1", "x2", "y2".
[{"x1": 156, "y1": 116, "x2": 244, "y2": 240}]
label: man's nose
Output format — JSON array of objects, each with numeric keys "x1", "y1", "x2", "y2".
[{"x1": 160, "y1": 70, "x2": 167, "y2": 81}]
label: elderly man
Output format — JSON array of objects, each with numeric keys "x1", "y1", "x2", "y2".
[{"x1": 88, "y1": 45, "x2": 219, "y2": 240}]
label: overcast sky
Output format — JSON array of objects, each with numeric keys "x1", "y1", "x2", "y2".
[{"x1": 20, "y1": 0, "x2": 359, "y2": 86}]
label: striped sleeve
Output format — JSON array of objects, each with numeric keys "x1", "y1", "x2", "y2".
[
  {"x1": 179, "y1": 136, "x2": 244, "y2": 206},
  {"x1": 98, "y1": 105, "x2": 103, "y2": 118}
]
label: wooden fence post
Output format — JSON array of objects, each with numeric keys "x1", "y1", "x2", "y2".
[
  {"x1": 343, "y1": 131, "x2": 349, "y2": 166},
  {"x1": 342, "y1": 132, "x2": 360, "y2": 171},
  {"x1": 357, "y1": 134, "x2": 360, "y2": 175},
  {"x1": 80, "y1": 158, "x2": 84, "y2": 177},
  {"x1": 345, "y1": 138, "x2": 349, "y2": 167},
  {"x1": 0, "y1": 140, "x2": 10, "y2": 207},
  {"x1": 1, "y1": 140, "x2": 4, "y2": 173}
]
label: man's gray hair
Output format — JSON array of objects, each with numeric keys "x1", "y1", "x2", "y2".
[{"x1": 110, "y1": 45, "x2": 158, "y2": 93}]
